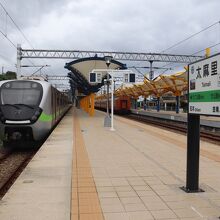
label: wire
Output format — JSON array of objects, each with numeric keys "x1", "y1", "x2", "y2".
[
  {"x1": 0, "y1": 2, "x2": 35, "y2": 49},
  {"x1": 0, "y1": 29, "x2": 16, "y2": 48},
  {"x1": 0, "y1": 2, "x2": 44, "y2": 68},
  {"x1": 159, "y1": 41, "x2": 220, "y2": 72},
  {"x1": 135, "y1": 21, "x2": 220, "y2": 77},
  {"x1": 161, "y1": 20, "x2": 220, "y2": 53},
  {"x1": 191, "y1": 42, "x2": 220, "y2": 55}
]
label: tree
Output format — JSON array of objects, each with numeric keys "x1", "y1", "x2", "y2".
[
  {"x1": 5, "y1": 71, "x2": 17, "y2": 79},
  {"x1": 0, "y1": 71, "x2": 17, "y2": 80}
]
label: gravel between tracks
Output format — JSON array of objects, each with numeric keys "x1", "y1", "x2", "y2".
[{"x1": 0, "y1": 149, "x2": 37, "y2": 199}]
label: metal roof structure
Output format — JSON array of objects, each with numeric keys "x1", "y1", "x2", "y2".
[
  {"x1": 20, "y1": 48, "x2": 203, "y2": 63},
  {"x1": 65, "y1": 57, "x2": 126, "y2": 95},
  {"x1": 96, "y1": 71, "x2": 188, "y2": 100}
]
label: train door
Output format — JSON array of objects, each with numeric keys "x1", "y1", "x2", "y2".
[
  {"x1": 52, "y1": 88, "x2": 56, "y2": 124},
  {"x1": 121, "y1": 100, "x2": 128, "y2": 109},
  {"x1": 51, "y1": 88, "x2": 54, "y2": 125},
  {"x1": 54, "y1": 89, "x2": 57, "y2": 124}
]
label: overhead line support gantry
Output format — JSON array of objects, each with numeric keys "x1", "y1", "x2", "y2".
[{"x1": 18, "y1": 48, "x2": 203, "y2": 63}]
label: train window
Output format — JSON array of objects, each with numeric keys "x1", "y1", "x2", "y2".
[{"x1": 0, "y1": 81, "x2": 43, "y2": 106}]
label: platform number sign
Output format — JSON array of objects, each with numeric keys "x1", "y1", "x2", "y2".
[
  {"x1": 89, "y1": 72, "x2": 102, "y2": 83},
  {"x1": 188, "y1": 53, "x2": 220, "y2": 116},
  {"x1": 124, "y1": 73, "x2": 136, "y2": 83},
  {"x1": 90, "y1": 72, "x2": 96, "y2": 83}
]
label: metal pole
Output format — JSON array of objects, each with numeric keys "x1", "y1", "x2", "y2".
[
  {"x1": 144, "y1": 97, "x2": 147, "y2": 110},
  {"x1": 186, "y1": 114, "x2": 201, "y2": 192},
  {"x1": 134, "y1": 99, "x2": 137, "y2": 109},
  {"x1": 17, "y1": 44, "x2": 22, "y2": 78},
  {"x1": 176, "y1": 96, "x2": 180, "y2": 114},
  {"x1": 156, "y1": 97, "x2": 160, "y2": 112},
  {"x1": 149, "y1": 60, "x2": 153, "y2": 80},
  {"x1": 106, "y1": 64, "x2": 110, "y2": 116},
  {"x1": 110, "y1": 75, "x2": 115, "y2": 131},
  {"x1": 181, "y1": 113, "x2": 203, "y2": 193},
  {"x1": 104, "y1": 56, "x2": 112, "y2": 127}
]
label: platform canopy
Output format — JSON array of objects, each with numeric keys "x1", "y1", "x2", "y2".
[
  {"x1": 65, "y1": 57, "x2": 126, "y2": 95},
  {"x1": 96, "y1": 71, "x2": 188, "y2": 100}
]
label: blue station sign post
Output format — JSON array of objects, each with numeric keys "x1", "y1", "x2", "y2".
[{"x1": 183, "y1": 53, "x2": 220, "y2": 192}]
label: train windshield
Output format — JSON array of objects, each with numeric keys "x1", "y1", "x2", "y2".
[{"x1": 0, "y1": 81, "x2": 43, "y2": 106}]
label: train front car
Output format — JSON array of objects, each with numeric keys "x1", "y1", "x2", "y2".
[{"x1": 0, "y1": 80, "x2": 51, "y2": 145}]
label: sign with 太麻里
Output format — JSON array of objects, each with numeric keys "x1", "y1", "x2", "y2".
[{"x1": 188, "y1": 53, "x2": 220, "y2": 116}]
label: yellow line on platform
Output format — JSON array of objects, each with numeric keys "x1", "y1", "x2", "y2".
[{"x1": 71, "y1": 109, "x2": 104, "y2": 220}]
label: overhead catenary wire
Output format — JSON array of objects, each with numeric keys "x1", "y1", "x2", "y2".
[
  {"x1": 157, "y1": 21, "x2": 220, "y2": 73},
  {"x1": 0, "y1": 29, "x2": 16, "y2": 48},
  {"x1": 191, "y1": 42, "x2": 220, "y2": 55},
  {"x1": 160, "y1": 20, "x2": 220, "y2": 53},
  {"x1": 161, "y1": 41, "x2": 220, "y2": 70},
  {"x1": 0, "y1": 2, "x2": 35, "y2": 49},
  {"x1": 4, "y1": 10, "x2": 7, "y2": 36},
  {"x1": 136, "y1": 21, "x2": 220, "y2": 76},
  {"x1": 0, "y1": 1, "x2": 46, "y2": 69}
]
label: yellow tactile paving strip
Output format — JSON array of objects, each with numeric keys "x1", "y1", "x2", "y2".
[{"x1": 71, "y1": 110, "x2": 104, "y2": 220}]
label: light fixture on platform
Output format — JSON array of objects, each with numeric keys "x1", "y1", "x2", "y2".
[{"x1": 104, "y1": 55, "x2": 113, "y2": 127}]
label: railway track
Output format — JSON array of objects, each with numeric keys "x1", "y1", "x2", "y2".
[
  {"x1": 124, "y1": 113, "x2": 220, "y2": 143},
  {"x1": 0, "y1": 148, "x2": 37, "y2": 199}
]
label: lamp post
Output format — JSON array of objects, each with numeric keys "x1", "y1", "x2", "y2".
[
  {"x1": 110, "y1": 75, "x2": 115, "y2": 131},
  {"x1": 104, "y1": 56, "x2": 112, "y2": 127}
]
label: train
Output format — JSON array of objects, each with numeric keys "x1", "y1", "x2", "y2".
[
  {"x1": 95, "y1": 95, "x2": 131, "y2": 114},
  {"x1": 0, "y1": 78, "x2": 70, "y2": 146}
]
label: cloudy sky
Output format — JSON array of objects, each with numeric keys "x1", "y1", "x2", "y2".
[{"x1": 0, "y1": 0, "x2": 220, "y2": 84}]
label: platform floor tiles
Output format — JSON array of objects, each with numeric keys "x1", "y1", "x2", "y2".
[
  {"x1": 72, "y1": 109, "x2": 220, "y2": 220},
  {"x1": 0, "y1": 109, "x2": 74, "y2": 220}
]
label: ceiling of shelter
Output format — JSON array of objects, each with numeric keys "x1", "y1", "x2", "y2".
[
  {"x1": 65, "y1": 57, "x2": 126, "y2": 95},
  {"x1": 65, "y1": 57, "x2": 126, "y2": 82}
]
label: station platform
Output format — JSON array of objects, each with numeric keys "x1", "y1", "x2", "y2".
[
  {"x1": 0, "y1": 109, "x2": 73, "y2": 220},
  {"x1": 131, "y1": 109, "x2": 220, "y2": 128},
  {"x1": 1, "y1": 108, "x2": 220, "y2": 219}
]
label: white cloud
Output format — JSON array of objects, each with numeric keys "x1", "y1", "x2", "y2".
[{"x1": 0, "y1": 0, "x2": 220, "y2": 77}]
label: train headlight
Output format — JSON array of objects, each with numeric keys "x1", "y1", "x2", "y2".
[
  {"x1": 30, "y1": 108, "x2": 42, "y2": 123},
  {"x1": 31, "y1": 116, "x2": 37, "y2": 121},
  {"x1": 34, "y1": 110, "x2": 41, "y2": 117}
]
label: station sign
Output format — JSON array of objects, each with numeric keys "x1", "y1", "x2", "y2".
[
  {"x1": 188, "y1": 53, "x2": 220, "y2": 116},
  {"x1": 89, "y1": 72, "x2": 102, "y2": 83},
  {"x1": 123, "y1": 73, "x2": 136, "y2": 83}
]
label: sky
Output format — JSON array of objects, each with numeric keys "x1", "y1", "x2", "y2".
[{"x1": 0, "y1": 0, "x2": 220, "y2": 88}]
